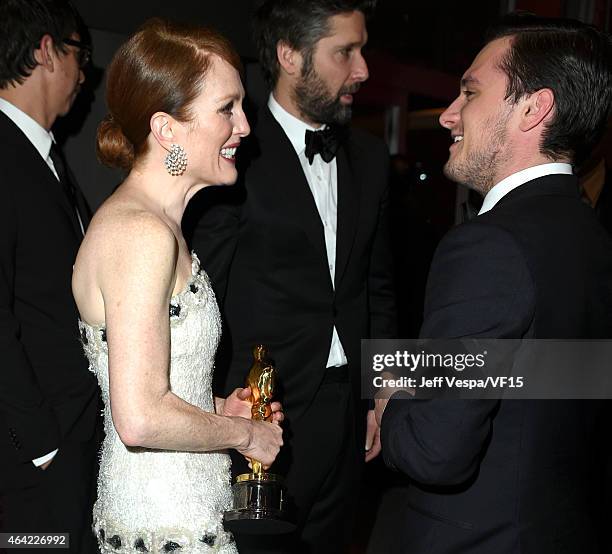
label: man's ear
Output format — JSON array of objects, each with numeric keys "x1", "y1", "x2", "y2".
[
  {"x1": 150, "y1": 112, "x2": 181, "y2": 151},
  {"x1": 35, "y1": 34, "x2": 56, "y2": 72},
  {"x1": 276, "y1": 40, "x2": 302, "y2": 78},
  {"x1": 519, "y1": 88, "x2": 555, "y2": 132}
]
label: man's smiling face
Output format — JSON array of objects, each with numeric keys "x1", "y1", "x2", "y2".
[{"x1": 439, "y1": 37, "x2": 516, "y2": 195}]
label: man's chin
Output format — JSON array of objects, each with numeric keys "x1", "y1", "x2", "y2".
[
  {"x1": 443, "y1": 165, "x2": 472, "y2": 190},
  {"x1": 442, "y1": 162, "x2": 458, "y2": 183},
  {"x1": 59, "y1": 97, "x2": 78, "y2": 117},
  {"x1": 330, "y1": 106, "x2": 352, "y2": 126}
]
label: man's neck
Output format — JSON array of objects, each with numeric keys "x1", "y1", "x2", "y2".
[
  {"x1": 0, "y1": 80, "x2": 54, "y2": 131},
  {"x1": 272, "y1": 87, "x2": 323, "y2": 129},
  {"x1": 488, "y1": 154, "x2": 571, "y2": 195}
]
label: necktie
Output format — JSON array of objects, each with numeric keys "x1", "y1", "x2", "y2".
[
  {"x1": 49, "y1": 142, "x2": 85, "y2": 235},
  {"x1": 304, "y1": 126, "x2": 342, "y2": 165}
]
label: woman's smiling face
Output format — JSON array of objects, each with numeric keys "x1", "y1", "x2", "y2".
[{"x1": 184, "y1": 54, "x2": 250, "y2": 186}]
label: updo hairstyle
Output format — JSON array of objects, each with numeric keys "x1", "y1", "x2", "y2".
[{"x1": 97, "y1": 18, "x2": 242, "y2": 170}]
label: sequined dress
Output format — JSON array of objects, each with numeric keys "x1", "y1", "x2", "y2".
[{"x1": 79, "y1": 253, "x2": 237, "y2": 553}]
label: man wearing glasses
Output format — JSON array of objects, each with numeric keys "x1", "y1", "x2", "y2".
[{"x1": 0, "y1": 1, "x2": 100, "y2": 551}]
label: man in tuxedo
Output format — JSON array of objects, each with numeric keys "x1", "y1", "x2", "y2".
[
  {"x1": 185, "y1": 0, "x2": 394, "y2": 551},
  {"x1": 377, "y1": 15, "x2": 612, "y2": 554},
  {"x1": 0, "y1": 1, "x2": 100, "y2": 551}
]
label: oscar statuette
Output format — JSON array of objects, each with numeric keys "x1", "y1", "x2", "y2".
[{"x1": 224, "y1": 345, "x2": 295, "y2": 534}]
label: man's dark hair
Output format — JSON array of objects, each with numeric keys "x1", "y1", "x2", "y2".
[
  {"x1": 487, "y1": 13, "x2": 612, "y2": 166},
  {"x1": 254, "y1": 0, "x2": 375, "y2": 88},
  {"x1": 0, "y1": 0, "x2": 85, "y2": 89}
]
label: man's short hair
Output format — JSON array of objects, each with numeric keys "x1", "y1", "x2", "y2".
[
  {"x1": 487, "y1": 13, "x2": 612, "y2": 166},
  {"x1": 254, "y1": 0, "x2": 376, "y2": 88},
  {"x1": 0, "y1": 0, "x2": 85, "y2": 89}
]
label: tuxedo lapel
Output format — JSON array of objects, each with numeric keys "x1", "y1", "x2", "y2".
[
  {"x1": 51, "y1": 143, "x2": 86, "y2": 238},
  {"x1": 44, "y1": 161, "x2": 83, "y2": 240},
  {"x1": 334, "y1": 137, "x2": 360, "y2": 289},
  {"x1": 257, "y1": 108, "x2": 328, "y2": 266},
  {"x1": 67, "y1": 163, "x2": 91, "y2": 231},
  {"x1": 55, "y1": 171, "x2": 83, "y2": 239}
]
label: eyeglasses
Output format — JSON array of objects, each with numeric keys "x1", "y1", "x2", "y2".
[{"x1": 62, "y1": 38, "x2": 92, "y2": 69}]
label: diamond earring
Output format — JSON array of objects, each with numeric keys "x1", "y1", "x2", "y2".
[{"x1": 164, "y1": 144, "x2": 188, "y2": 176}]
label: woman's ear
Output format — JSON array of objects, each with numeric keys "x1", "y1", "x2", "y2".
[{"x1": 150, "y1": 112, "x2": 180, "y2": 151}]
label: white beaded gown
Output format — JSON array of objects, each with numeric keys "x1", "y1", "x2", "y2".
[{"x1": 79, "y1": 253, "x2": 238, "y2": 553}]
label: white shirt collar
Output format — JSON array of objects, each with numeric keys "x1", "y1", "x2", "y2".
[
  {"x1": 0, "y1": 97, "x2": 54, "y2": 161},
  {"x1": 267, "y1": 93, "x2": 323, "y2": 156},
  {"x1": 478, "y1": 162, "x2": 573, "y2": 215}
]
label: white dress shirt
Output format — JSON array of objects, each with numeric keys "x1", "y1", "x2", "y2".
[
  {"x1": 0, "y1": 97, "x2": 59, "y2": 467},
  {"x1": 479, "y1": 162, "x2": 573, "y2": 215},
  {"x1": 268, "y1": 94, "x2": 348, "y2": 368},
  {"x1": 0, "y1": 97, "x2": 59, "y2": 179}
]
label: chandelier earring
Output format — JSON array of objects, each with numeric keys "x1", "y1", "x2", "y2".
[{"x1": 164, "y1": 143, "x2": 188, "y2": 176}]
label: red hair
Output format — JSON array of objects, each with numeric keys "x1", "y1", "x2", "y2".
[{"x1": 97, "y1": 18, "x2": 242, "y2": 170}]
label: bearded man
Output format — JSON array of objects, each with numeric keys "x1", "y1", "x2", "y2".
[{"x1": 185, "y1": 1, "x2": 395, "y2": 552}]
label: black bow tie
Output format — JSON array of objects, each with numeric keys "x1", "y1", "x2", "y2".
[{"x1": 304, "y1": 126, "x2": 342, "y2": 165}]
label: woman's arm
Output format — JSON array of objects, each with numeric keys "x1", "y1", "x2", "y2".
[{"x1": 98, "y1": 213, "x2": 282, "y2": 465}]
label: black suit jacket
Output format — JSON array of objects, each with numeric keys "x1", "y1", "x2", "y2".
[
  {"x1": 381, "y1": 174, "x2": 612, "y2": 553},
  {"x1": 186, "y1": 106, "x2": 395, "y2": 417},
  {"x1": 0, "y1": 111, "x2": 99, "y2": 489}
]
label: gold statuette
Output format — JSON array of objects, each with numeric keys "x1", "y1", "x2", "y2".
[
  {"x1": 224, "y1": 345, "x2": 295, "y2": 535},
  {"x1": 246, "y1": 345, "x2": 274, "y2": 474}
]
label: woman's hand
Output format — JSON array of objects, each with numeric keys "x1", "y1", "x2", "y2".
[
  {"x1": 220, "y1": 388, "x2": 285, "y2": 468},
  {"x1": 216, "y1": 388, "x2": 251, "y2": 419},
  {"x1": 216, "y1": 388, "x2": 285, "y2": 424},
  {"x1": 266, "y1": 399, "x2": 284, "y2": 424},
  {"x1": 237, "y1": 419, "x2": 284, "y2": 469}
]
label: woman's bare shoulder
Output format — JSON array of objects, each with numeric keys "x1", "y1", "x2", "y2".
[
  {"x1": 76, "y1": 194, "x2": 179, "y2": 295},
  {"x1": 87, "y1": 196, "x2": 175, "y2": 256},
  {"x1": 73, "y1": 194, "x2": 179, "y2": 325}
]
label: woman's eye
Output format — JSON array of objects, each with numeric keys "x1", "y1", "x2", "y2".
[{"x1": 220, "y1": 102, "x2": 233, "y2": 115}]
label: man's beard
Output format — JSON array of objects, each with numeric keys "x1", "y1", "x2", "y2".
[
  {"x1": 293, "y1": 64, "x2": 358, "y2": 126},
  {"x1": 443, "y1": 107, "x2": 512, "y2": 196}
]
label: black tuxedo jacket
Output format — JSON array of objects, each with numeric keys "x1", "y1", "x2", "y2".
[
  {"x1": 0, "y1": 111, "x2": 99, "y2": 489},
  {"x1": 381, "y1": 174, "x2": 612, "y2": 553},
  {"x1": 186, "y1": 106, "x2": 395, "y2": 417}
]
